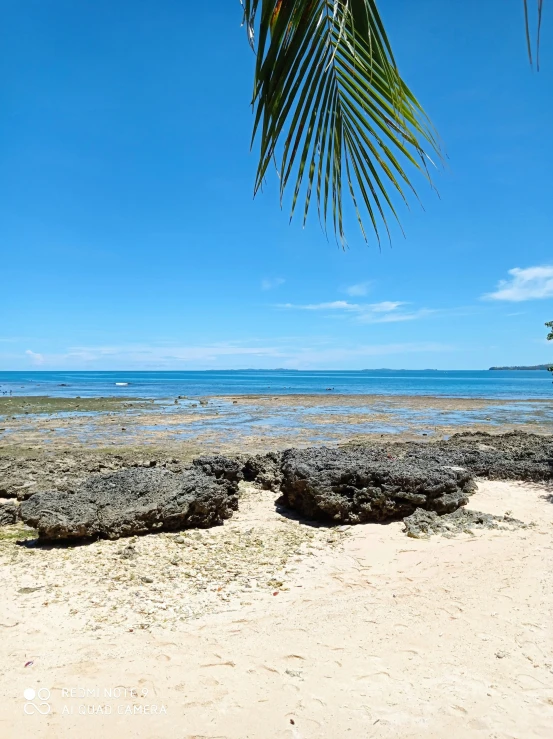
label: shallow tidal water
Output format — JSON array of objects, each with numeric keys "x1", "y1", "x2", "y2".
[{"x1": 1, "y1": 392, "x2": 552, "y2": 452}]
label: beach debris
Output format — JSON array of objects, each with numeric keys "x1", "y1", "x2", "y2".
[
  {"x1": 19, "y1": 467, "x2": 239, "y2": 542},
  {"x1": 278, "y1": 447, "x2": 477, "y2": 524},
  {"x1": 403, "y1": 507, "x2": 528, "y2": 539}
]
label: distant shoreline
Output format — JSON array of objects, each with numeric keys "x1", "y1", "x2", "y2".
[{"x1": 489, "y1": 364, "x2": 553, "y2": 371}]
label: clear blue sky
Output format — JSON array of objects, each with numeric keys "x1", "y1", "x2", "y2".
[{"x1": 1, "y1": 0, "x2": 552, "y2": 370}]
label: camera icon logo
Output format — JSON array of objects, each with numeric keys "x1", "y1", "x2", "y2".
[{"x1": 23, "y1": 688, "x2": 51, "y2": 715}]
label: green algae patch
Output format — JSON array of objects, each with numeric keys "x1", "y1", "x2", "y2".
[
  {"x1": 0, "y1": 524, "x2": 37, "y2": 542},
  {"x1": 0, "y1": 396, "x2": 153, "y2": 418}
]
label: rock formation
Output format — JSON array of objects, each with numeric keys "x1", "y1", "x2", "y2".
[
  {"x1": 20, "y1": 467, "x2": 239, "y2": 542},
  {"x1": 278, "y1": 447, "x2": 476, "y2": 524}
]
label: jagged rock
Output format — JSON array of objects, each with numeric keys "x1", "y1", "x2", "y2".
[
  {"x1": 242, "y1": 452, "x2": 283, "y2": 491},
  {"x1": 0, "y1": 486, "x2": 18, "y2": 499},
  {"x1": 373, "y1": 431, "x2": 553, "y2": 483},
  {"x1": 0, "y1": 500, "x2": 18, "y2": 526},
  {"x1": 403, "y1": 507, "x2": 528, "y2": 538},
  {"x1": 439, "y1": 431, "x2": 553, "y2": 481},
  {"x1": 278, "y1": 447, "x2": 476, "y2": 524},
  {"x1": 194, "y1": 452, "x2": 283, "y2": 491},
  {"x1": 192, "y1": 455, "x2": 244, "y2": 483},
  {"x1": 19, "y1": 467, "x2": 239, "y2": 542}
]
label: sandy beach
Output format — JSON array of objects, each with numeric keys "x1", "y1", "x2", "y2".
[
  {"x1": 1, "y1": 479, "x2": 552, "y2": 737},
  {"x1": 1, "y1": 396, "x2": 552, "y2": 737}
]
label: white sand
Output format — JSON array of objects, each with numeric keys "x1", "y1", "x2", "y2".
[{"x1": 1, "y1": 479, "x2": 552, "y2": 738}]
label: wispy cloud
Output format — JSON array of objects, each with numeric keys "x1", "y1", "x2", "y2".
[
  {"x1": 279, "y1": 300, "x2": 403, "y2": 312},
  {"x1": 6, "y1": 339, "x2": 454, "y2": 370},
  {"x1": 66, "y1": 343, "x2": 284, "y2": 364},
  {"x1": 345, "y1": 281, "x2": 372, "y2": 296},
  {"x1": 483, "y1": 265, "x2": 553, "y2": 302},
  {"x1": 25, "y1": 349, "x2": 45, "y2": 365},
  {"x1": 278, "y1": 300, "x2": 432, "y2": 324},
  {"x1": 261, "y1": 277, "x2": 285, "y2": 291}
]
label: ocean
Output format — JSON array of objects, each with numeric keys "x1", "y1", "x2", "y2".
[{"x1": 0, "y1": 369, "x2": 551, "y2": 399}]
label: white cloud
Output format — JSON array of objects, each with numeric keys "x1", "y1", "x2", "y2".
[
  {"x1": 261, "y1": 277, "x2": 285, "y2": 291},
  {"x1": 369, "y1": 301, "x2": 404, "y2": 313},
  {"x1": 357, "y1": 309, "x2": 433, "y2": 324},
  {"x1": 278, "y1": 300, "x2": 432, "y2": 324},
  {"x1": 25, "y1": 349, "x2": 45, "y2": 365},
  {"x1": 483, "y1": 265, "x2": 553, "y2": 302},
  {"x1": 66, "y1": 344, "x2": 284, "y2": 364},
  {"x1": 279, "y1": 300, "x2": 403, "y2": 313},
  {"x1": 279, "y1": 300, "x2": 357, "y2": 311},
  {"x1": 345, "y1": 281, "x2": 372, "y2": 296}
]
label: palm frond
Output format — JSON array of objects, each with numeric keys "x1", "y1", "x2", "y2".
[
  {"x1": 242, "y1": 0, "x2": 442, "y2": 246},
  {"x1": 523, "y1": 0, "x2": 545, "y2": 69}
]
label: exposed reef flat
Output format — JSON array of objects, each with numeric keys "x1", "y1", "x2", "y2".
[
  {"x1": 1, "y1": 393, "x2": 553, "y2": 453},
  {"x1": 0, "y1": 395, "x2": 152, "y2": 416}
]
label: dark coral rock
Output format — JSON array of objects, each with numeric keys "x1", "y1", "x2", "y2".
[
  {"x1": 381, "y1": 432, "x2": 553, "y2": 483},
  {"x1": 0, "y1": 500, "x2": 18, "y2": 526},
  {"x1": 403, "y1": 507, "x2": 528, "y2": 539},
  {"x1": 278, "y1": 447, "x2": 476, "y2": 524},
  {"x1": 20, "y1": 467, "x2": 239, "y2": 542},
  {"x1": 192, "y1": 455, "x2": 244, "y2": 483},
  {"x1": 242, "y1": 452, "x2": 283, "y2": 491}
]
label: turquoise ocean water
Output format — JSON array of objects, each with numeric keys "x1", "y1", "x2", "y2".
[{"x1": 0, "y1": 370, "x2": 551, "y2": 399}]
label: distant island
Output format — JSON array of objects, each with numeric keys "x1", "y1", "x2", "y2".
[{"x1": 489, "y1": 364, "x2": 553, "y2": 371}]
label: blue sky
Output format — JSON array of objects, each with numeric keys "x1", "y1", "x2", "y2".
[{"x1": 1, "y1": 0, "x2": 552, "y2": 370}]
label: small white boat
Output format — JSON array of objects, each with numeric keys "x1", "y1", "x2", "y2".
[{"x1": 115, "y1": 382, "x2": 129, "y2": 386}]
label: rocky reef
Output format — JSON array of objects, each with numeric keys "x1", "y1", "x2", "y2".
[
  {"x1": 19, "y1": 467, "x2": 239, "y2": 542},
  {"x1": 403, "y1": 507, "x2": 529, "y2": 538},
  {"x1": 373, "y1": 431, "x2": 553, "y2": 483},
  {"x1": 0, "y1": 501, "x2": 18, "y2": 526},
  {"x1": 4, "y1": 431, "x2": 552, "y2": 540},
  {"x1": 277, "y1": 447, "x2": 476, "y2": 524}
]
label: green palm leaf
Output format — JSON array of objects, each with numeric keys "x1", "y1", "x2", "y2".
[
  {"x1": 241, "y1": 0, "x2": 442, "y2": 246},
  {"x1": 524, "y1": 0, "x2": 544, "y2": 69}
]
